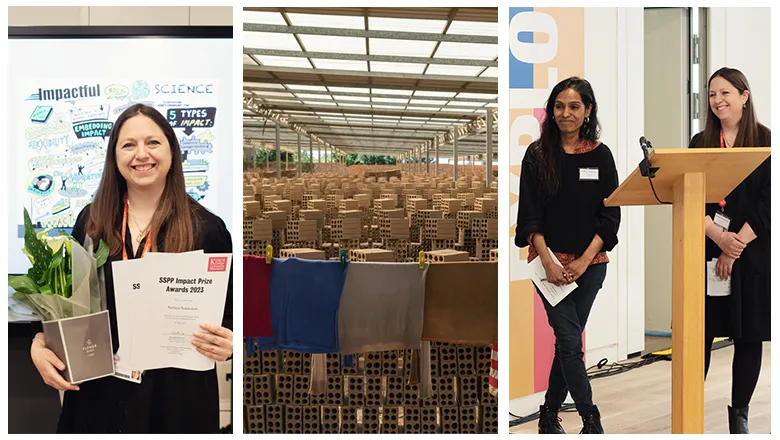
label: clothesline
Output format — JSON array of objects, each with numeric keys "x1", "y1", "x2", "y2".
[
  {"x1": 243, "y1": 255, "x2": 497, "y2": 349},
  {"x1": 243, "y1": 255, "x2": 499, "y2": 398}
]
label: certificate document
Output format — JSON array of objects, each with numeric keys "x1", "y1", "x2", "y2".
[
  {"x1": 706, "y1": 259, "x2": 731, "y2": 297},
  {"x1": 528, "y1": 249, "x2": 578, "y2": 307},
  {"x1": 112, "y1": 252, "x2": 231, "y2": 372},
  {"x1": 111, "y1": 258, "x2": 146, "y2": 382}
]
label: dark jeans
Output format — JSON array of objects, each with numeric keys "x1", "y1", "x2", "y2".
[{"x1": 536, "y1": 263, "x2": 607, "y2": 416}]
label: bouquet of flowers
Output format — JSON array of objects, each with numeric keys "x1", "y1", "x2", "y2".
[{"x1": 9, "y1": 208, "x2": 109, "y2": 320}]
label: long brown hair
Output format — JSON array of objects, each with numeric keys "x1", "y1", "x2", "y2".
[
  {"x1": 698, "y1": 67, "x2": 770, "y2": 148},
  {"x1": 86, "y1": 104, "x2": 197, "y2": 254}
]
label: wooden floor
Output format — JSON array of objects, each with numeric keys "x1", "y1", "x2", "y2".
[{"x1": 510, "y1": 342, "x2": 771, "y2": 434}]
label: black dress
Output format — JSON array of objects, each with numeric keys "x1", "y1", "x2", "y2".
[
  {"x1": 689, "y1": 130, "x2": 771, "y2": 342},
  {"x1": 54, "y1": 199, "x2": 233, "y2": 433}
]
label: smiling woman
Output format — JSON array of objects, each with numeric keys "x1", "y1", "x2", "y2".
[
  {"x1": 28, "y1": 104, "x2": 235, "y2": 434},
  {"x1": 514, "y1": 77, "x2": 620, "y2": 434},
  {"x1": 689, "y1": 67, "x2": 771, "y2": 433}
]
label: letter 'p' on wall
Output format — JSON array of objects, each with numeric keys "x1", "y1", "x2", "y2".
[{"x1": 507, "y1": 7, "x2": 584, "y2": 400}]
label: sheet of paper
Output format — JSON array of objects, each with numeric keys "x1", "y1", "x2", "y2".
[
  {"x1": 528, "y1": 248, "x2": 578, "y2": 307},
  {"x1": 144, "y1": 250, "x2": 204, "y2": 258},
  {"x1": 127, "y1": 252, "x2": 231, "y2": 372},
  {"x1": 111, "y1": 258, "x2": 147, "y2": 382},
  {"x1": 706, "y1": 259, "x2": 731, "y2": 297}
]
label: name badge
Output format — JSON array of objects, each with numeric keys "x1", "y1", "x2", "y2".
[
  {"x1": 579, "y1": 168, "x2": 599, "y2": 181},
  {"x1": 713, "y1": 211, "x2": 731, "y2": 230}
]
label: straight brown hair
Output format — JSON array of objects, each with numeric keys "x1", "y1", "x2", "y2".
[
  {"x1": 698, "y1": 67, "x2": 770, "y2": 148},
  {"x1": 86, "y1": 104, "x2": 197, "y2": 255}
]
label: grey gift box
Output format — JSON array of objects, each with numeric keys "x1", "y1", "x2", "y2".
[{"x1": 42, "y1": 310, "x2": 115, "y2": 384}]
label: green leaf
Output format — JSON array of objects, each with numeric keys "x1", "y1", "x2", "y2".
[
  {"x1": 49, "y1": 250, "x2": 64, "y2": 270},
  {"x1": 8, "y1": 275, "x2": 40, "y2": 294},
  {"x1": 44, "y1": 250, "x2": 64, "y2": 293},
  {"x1": 22, "y1": 247, "x2": 34, "y2": 265},
  {"x1": 39, "y1": 283, "x2": 52, "y2": 295},
  {"x1": 22, "y1": 208, "x2": 53, "y2": 287},
  {"x1": 95, "y1": 239, "x2": 109, "y2": 269}
]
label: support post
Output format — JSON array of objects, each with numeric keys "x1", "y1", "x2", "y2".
[{"x1": 671, "y1": 172, "x2": 705, "y2": 434}]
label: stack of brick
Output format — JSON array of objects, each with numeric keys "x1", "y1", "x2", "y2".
[
  {"x1": 242, "y1": 170, "x2": 498, "y2": 262},
  {"x1": 243, "y1": 340, "x2": 498, "y2": 434}
]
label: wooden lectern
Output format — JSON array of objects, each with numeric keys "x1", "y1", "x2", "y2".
[{"x1": 605, "y1": 147, "x2": 770, "y2": 434}]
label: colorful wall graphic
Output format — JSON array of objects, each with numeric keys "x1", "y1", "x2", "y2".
[
  {"x1": 508, "y1": 7, "x2": 585, "y2": 400},
  {"x1": 17, "y1": 79, "x2": 220, "y2": 231}
]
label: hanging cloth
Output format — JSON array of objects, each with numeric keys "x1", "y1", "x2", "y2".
[
  {"x1": 338, "y1": 262, "x2": 429, "y2": 353},
  {"x1": 422, "y1": 261, "x2": 498, "y2": 344},
  {"x1": 242, "y1": 255, "x2": 273, "y2": 338},
  {"x1": 268, "y1": 258, "x2": 348, "y2": 353}
]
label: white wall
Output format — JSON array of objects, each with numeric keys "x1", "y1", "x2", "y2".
[
  {"x1": 643, "y1": 8, "x2": 689, "y2": 335},
  {"x1": 8, "y1": 6, "x2": 232, "y2": 26},
  {"x1": 707, "y1": 8, "x2": 771, "y2": 127},
  {"x1": 583, "y1": 7, "x2": 646, "y2": 367}
]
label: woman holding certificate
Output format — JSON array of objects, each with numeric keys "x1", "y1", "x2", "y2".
[
  {"x1": 514, "y1": 77, "x2": 620, "y2": 434},
  {"x1": 29, "y1": 104, "x2": 233, "y2": 433},
  {"x1": 690, "y1": 67, "x2": 770, "y2": 434}
]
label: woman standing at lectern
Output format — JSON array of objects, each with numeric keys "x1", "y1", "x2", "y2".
[
  {"x1": 515, "y1": 77, "x2": 620, "y2": 434},
  {"x1": 690, "y1": 67, "x2": 770, "y2": 434}
]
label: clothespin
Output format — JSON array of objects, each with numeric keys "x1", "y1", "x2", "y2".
[
  {"x1": 265, "y1": 244, "x2": 273, "y2": 263},
  {"x1": 418, "y1": 250, "x2": 425, "y2": 269},
  {"x1": 340, "y1": 249, "x2": 347, "y2": 266}
]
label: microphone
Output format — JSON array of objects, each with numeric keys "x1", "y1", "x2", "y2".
[
  {"x1": 638, "y1": 136, "x2": 657, "y2": 178},
  {"x1": 639, "y1": 136, "x2": 650, "y2": 155}
]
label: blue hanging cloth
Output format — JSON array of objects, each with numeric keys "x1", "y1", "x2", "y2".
[{"x1": 266, "y1": 258, "x2": 349, "y2": 353}]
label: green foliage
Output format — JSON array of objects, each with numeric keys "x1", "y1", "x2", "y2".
[
  {"x1": 244, "y1": 149, "x2": 315, "y2": 170},
  {"x1": 94, "y1": 240, "x2": 109, "y2": 269},
  {"x1": 8, "y1": 275, "x2": 40, "y2": 294},
  {"x1": 9, "y1": 207, "x2": 109, "y2": 299},
  {"x1": 22, "y1": 208, "x2": 52, "y2": 286},
  {"x1": 345, "y1": 154, "x2": 397, "y2": 166}
]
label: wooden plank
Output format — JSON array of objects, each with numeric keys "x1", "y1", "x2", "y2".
[
  {"x1": 605, "y1": 148, "x2": 769, "y2": 207},
  {"x1": 671, "y1": 172, "x2": 705, "y2": 433}
]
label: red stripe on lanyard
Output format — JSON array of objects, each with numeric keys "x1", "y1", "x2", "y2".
[
  {"x1": 718, "y1": 130, "x2": 726, "y2": 211},
  {"x1": 122, "y1": 195, "x2": 152, "y2": 260}
]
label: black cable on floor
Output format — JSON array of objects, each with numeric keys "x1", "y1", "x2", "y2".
[
  {"x1": 509, "y1": 403, "x2": 576, "y2": 428},
  {"x1": 509, "y1": 353, "x2": 671, "y2": 427}
]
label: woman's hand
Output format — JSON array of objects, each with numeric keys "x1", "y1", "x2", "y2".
[
  {"x1": 542, "y1": 260, "x2": 570, "y2": 286},
  {"x1": 716, "y1": 253, "x2": 736, "y2": 281},
  {"x1": 30, "y1": 333, "x2": 79, "y2": 391},
  {"x1": 192, "y1": 323, "x2": 233, "y2": 362},
  {"x1": 718, "y1": 231, "x2": 746, "y2": 259},
  {"x1": 564, "y1": 257, "x2": 590, "y2": 283}
]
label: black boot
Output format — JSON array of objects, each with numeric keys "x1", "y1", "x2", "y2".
[
  {"x1": 579, "y1": 406, "x2": 604, "y2": 434},
  {"x1": 728, "y1": 405, "x2": 749, "y2": 434},
  {"x1": 538, "y1": 405, "x2": 566, "y2": 434}
]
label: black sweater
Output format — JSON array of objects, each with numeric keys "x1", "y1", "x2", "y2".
[{"x1": 514, "y1": 142, "x2": 621, "y2": 255}]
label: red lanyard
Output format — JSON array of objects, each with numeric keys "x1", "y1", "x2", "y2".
[
  {"x1": 718, "y1": 129, "x2": 727, "y2": 211},
  {"x1": 121, "y1": 195, "x2": 152, "y2": 260}
]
